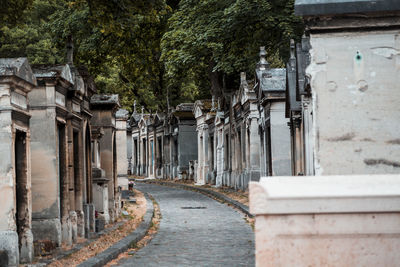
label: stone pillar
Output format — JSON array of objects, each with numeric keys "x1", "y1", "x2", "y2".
[
  {"x1": 293, "y1": 117, "x2": 304, "y2": 176},
  {"x1": 90, "y1": 94, "x2": 120, "y2": 223},
  {"x1": 116, "y1": 109, "x2": 129, "y2": 189},
  {"x1": 249, "y1": 117, "x2": 261, "y2": 184},
  {"x1": 91, "y1": 129, "x2": 110, "y2": 224},
  {"x1": 75, "y1": 130, "x2": 85, "y2": 238},
  {"x1": 196, "y1": 125, "x2": 207, "y2": 185},
  {"x1": 215, "y1": 128, "x2": 224, "y2": 187},
  {"x1": 302, "y1": 98, "x2": 314, "y2": 176},
  {"x1": 196, "y1": 130, "x2": 202, "y2": 184},
  {"x1": 270, "y1": 102, "x2": 292, "y2": 176}
]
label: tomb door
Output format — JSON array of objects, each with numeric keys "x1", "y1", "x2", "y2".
[{"x1": 14, "y1": 130, "x2": 28, "y2": 254}]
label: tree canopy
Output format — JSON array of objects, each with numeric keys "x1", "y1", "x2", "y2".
[
  {"x1": 0, "y1": 0, "x2": 303, "y2": 112},
  {"x1": 161, "y1": 0, "x2": 303, "y2": 107}
]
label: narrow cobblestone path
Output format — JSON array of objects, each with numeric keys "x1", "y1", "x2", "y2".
[{"x1": 116, "y1": 183, "x2": 255, "y2": 266}]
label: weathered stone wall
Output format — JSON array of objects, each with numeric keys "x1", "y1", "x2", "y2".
[
  {"x1": 308, "y1": 30, "x2": 400, "y2": 175},
  {"x1": 270, "y1": 102, "x2": 291, "y2": 176},
  {"x1": 90, "y1": 104, "x2": 119, "y2": 222},
  {"x1": 116, "y1": 118, "x2": 128, "y2": 189},
  {"x1": 0, "y1": 99, "x2": 19, "y2": 265},
  {"x1": 29, "y1": 105, "x2": 62, "y2": 246}
]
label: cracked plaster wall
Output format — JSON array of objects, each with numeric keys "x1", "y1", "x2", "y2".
[{"x1": 308, "y1": 30, "x2": 400, "y2": 175}]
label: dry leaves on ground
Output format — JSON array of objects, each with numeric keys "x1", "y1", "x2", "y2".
[
  {"x1": 106, "y1": 195, "x2": 161, "y2": 266},
  {"x1": 48, "y1": 189, "x2": 147, "y2": 266}
]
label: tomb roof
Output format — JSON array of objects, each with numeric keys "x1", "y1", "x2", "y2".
[
  {"x1": 77, "y1": 66, "x2": 97, "y2": 93},
  {"x1": 195, "y1": 99, "x2": 213, "y2": 111},
  {"x1": 260, "y1": 68, "x2": 286, "y2": 92},
  {"x1": 0, "y1": 57, "x2": 37, "y2": 85},
  {"x1": 176, "y1": 103, "x2": 195, "y2": 112},
  {"x1": 116, "y1": 108, "x2": 130, "y2": 119},
  {"x1": 32, "y1": 64, "x2": 74, "y2": 85},
  {"x1": 295, "y1": 0, "x2": 400, "y2": 16},
  {"x1": 90, "y1": 94, "x2": 120, "y2": 107}
]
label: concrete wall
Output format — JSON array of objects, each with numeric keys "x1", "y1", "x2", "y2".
[
  {"x1": 270, "y1": 102, "x2": 291, "y2": 176},
  {"x1": 308, "y1": 30, "x2": 400, "y2": 175}
]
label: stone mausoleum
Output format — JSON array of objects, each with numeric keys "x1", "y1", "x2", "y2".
[{"x1": 0, "y1": 55, "x2": 121, "y2": 265}]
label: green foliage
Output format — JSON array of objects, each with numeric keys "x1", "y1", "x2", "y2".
[
  {"x1": 161, "y1": 0, "x2": 304, "y2": 102},
  {"x1": 0, "y1": 0, "x2": 170, "y2": 112},
  {"x1": 0, "y1": 0, "x2": 64, "y2": 64},
  {"x1": 0, "y1": 0, "x2": 34, "y2": 26},
  {"x1": 0, "y1": 0, "x2": 303, "y2": 111}
]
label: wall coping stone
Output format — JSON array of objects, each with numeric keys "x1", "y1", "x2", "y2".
[{"x1": 250, "y1": 175, "x2": 400, "y2": 215}]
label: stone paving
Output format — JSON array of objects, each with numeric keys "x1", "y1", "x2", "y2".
[{"x1": 116, "y1": 183, "x2": 255, "y2": 266}]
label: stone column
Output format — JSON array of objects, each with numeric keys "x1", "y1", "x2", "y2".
[
  {"x1": 66, "y1": 120, "x2": 78, "y2": 243},
  {"x1": 154, "y1": 129, "x2": 158, "y2": 177},
  {"x1": 75, "y1": 129, "x2": 85, "y2": 238},
  {"x1": 60, "y1": 125, "x2": 71, "y2": 246},
  {"x1": 196, "y1": 128, "x2": 202, "y2": 184},
  {"x1": 202, "y1": 125, "x2": 209, "y2": 184},
  {"x1": 249, "y1": 117, "x2": 261, "y2": 183},
  {"x1": 116, "y1": 109, "x2": 129, "y2": 189},
  {"x1": 294, "y1": 117, "x2": 304, "y2": 176},
  {"x1": 215, "y1": 128, "x2": 224, "y2": 187},
  {"x1": 302, "y1": 98, "x2": 314, "y2": 175}
]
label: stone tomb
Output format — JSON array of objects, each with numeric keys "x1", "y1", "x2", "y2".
[
  {"x1": 30, "y1": 64, "x2": 75, "y2": 250},
  {"x1": 90, "y1": 94, "x2": 120, "y2": 222},
  {"x1": 0, "y1": 58, "x2": 36, "y2": 266}
]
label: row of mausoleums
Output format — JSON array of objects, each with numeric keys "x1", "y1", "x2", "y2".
[
  {"x1": 125, "y1": 44, "x2": 302, "y2": 190},
  {"x1": 249, "y1": 0, "x2": 400, "y2": 266},
  {"x1": 0, "y1": 57, "x2": 128, "y2": 266},
  {"x1": 126, "y1": 0, "x2": 400, "y2": 190}
]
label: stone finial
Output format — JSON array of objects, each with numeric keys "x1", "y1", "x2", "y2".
[
  {"x1": 141, "y1": 106, "x2": 144, "y2": 114},
  {"x1": 301, "y1": 34, "x2": 311, "y2": 51},
  {"x1": 67, "y1": 36, "x2": 74, "y2": 65},
  {"x1": 290, "y1": 39, "x2": 295, "y2": 59},
  {"x1": 289, "y1": 39, "x2": 296, "y2": 69},
  {"x1": 211, "y1": 96, "x2": 216, "y2": 111},
  {"x1": 258, "y1": 46, "x2": 269, "y2": 70},
  {"x1": 240, "y1": 72, "x2": 246, "y2": 83},
  {"x1": 133, "y1": 100, "x2": 137, "y2": 113}
]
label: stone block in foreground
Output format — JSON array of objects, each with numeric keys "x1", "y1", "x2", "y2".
[{"x1": 250, "y1": 175, "x2": 400, "y2": 266}]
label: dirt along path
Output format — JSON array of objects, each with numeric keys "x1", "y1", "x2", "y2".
[{"x1": 48, "y1": 189, "x2": 147, "y2": 266}]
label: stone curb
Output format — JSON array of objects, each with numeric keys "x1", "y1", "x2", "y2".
[
  {"x1": 77, "y1": 193, "x2": 154, "y2": 267},
  {"x1": 137, "y1": 180, "x2": 254, "y2": 218}
]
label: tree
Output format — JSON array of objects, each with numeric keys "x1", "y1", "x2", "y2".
[
  {"x1": 161, "y1": 0, "x2": 304, "y2": 105},
  {"x1": 0, "y1": 0, "x2": 303, "y2": 112},
  {"x1": 0, "y1": 0, "x2": 171, "y2": 112},
  {"x1": 0, "y1": 0, "x2": 34, "y2": 26}
]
